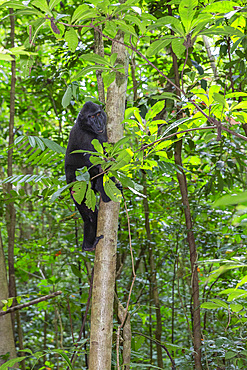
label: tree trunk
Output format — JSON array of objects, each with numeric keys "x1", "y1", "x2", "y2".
[
  {"x1": 88, "y1": 28, "x2": 128, "y2": 370},
  {"x1": 174, "y1": 140, "x2": 202, "y2": 370},
  {"x1": 7, "y1": 7, "x2": 17, "y2": 332},
  {"x1": 0, "y1": 230, "x2": 17, "y2": 364}
]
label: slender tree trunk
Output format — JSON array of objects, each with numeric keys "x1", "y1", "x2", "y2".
[
  {"x1": 174, "y1": 140, "x2": 202, "y2": 370},
  {"x1": 6, "y1": 7, "x2": 17, "y2": 331},
  {"x1": 0, "y1": 230, "x2": 17, "y2": 364},
  {"x1": 88, "y1": 27, "x2": 129, "y2": 370},
  {"x1": 143, "y1": 174, "x2": 163, "y2": 368},
  {"x1": 167, "y1": 7, "x2": 202, "y2": 365}
]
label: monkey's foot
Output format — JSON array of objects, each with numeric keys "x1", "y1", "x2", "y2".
[{"x1": 82, "y1": 235, "x2": 104, "y2": 251}]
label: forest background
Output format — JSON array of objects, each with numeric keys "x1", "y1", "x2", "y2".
[{"x1": 1, "y1": 0, "x2": 247, "y2": 369}]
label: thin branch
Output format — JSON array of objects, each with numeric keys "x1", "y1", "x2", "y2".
[
  {"x1": 0, "y1": 291, "x2": 62, "y2": 316},
  {"x1": 133, "y1": 332, "x2": 176, "y2": 370}
]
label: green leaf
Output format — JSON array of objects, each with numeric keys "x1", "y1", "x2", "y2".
[
  {"x1": 34, "y1": 137, "x2": 46, "y2": 151},
  {"x1": 85, "y1": 183, "x2": 96, "y2": 211},
  {"x1": 71, "y1": 5, "x2": 96, "y2": 23},
  {"x1": 28, "y1": 136, "x2": 36, "y2": 148},
  {"x1": 110, "y1": 53, "x2": 117, "y2": 65},
  {"x1": 71, "y1": 4, "x2": 88, "y2": 22},
  {"x1": 237, "y1": 275, "x2": 247, "y2": 288},
  {"x1": 48, "y1": 0, "x2": 60, "y2": 10},
  {"x1": 225, "y1": 351, "x2": 237, "y2": 360},
  {"x1": 104, "y1": 177, "x2": 122, "y2": 202},
  {"x1": 62, "y1": 86, "x2": 72, "y2": 108},
  {"x1": 213, "y1": 92, "x2": 227, "y2": 107},
  {"x1": 65, "y1": 28, "x2": 78, "y2": 52},
  {"x1": 201, "y1": 299, "x2": 228, "y2": 309},
  {"x1": 50, "y1": 185, "x2": 69, "y2": 203},
  {"x1": 32, "y1": 0, "x2": 52, "y2": 15},
  {"x1": 208, "y1": 85, "x2": 221, "y2": 105},
  {"x1": 0, "y1": 1, "x2": 28, "y2": 8},
  {"x1": 225, "y1": 92, "x2": 247, "y2": 99},
  {"x1": 110, "y1": 148, "x2": 133, "y2": 171},
  {"x1": 231, "y1": 101, "x2": 247, "y2": 110},
  {"x1": 81, "y1": 53, "x2": 112, "y2": 67},
  {"x1": 146, "y1": 38, "x2": 172, "y2": 57},
  {"x1": 0, "y1": 53, "x2": 14, "y2": 61},
  {"x1": 179, "y1": 0, "x2": 198, "y2": 33},
  {"x1": 41, "y1": 138, "x2": 65, "y2": 154},
  {"x1": 91, "y1": 139, "x2": 103, "y2": 154},
  {"x1": 51, "y1": 349, "x2": 73, "y2": 370},
  {"x1": 230, "y1": 303, "x2": 243, "y2": 312},
  {"x1": 102, "y1": 71, "x2": 116, "y2": 88},
  {"x1": 111, "y1": 137, "x2": 129, "y2": 155},
  {"x1": 71, "y1": 264, "x2": 82, "y2": 278},
  {"x1": 72, "y1": 181, "x2": 87, "y2": 204},
  {"x1": 213, "y1": 191, "x2": 247, "y2": 207},
  {"x1": 202, "y1": 26, "x2": 243, "y2": 37},
  {"x1": 201, "y1": 302, "x2": 222, "y2": 309},
  {"x1": 72, "y1": 66, "x2": 109, "y2": 81},
  {"x1": 172, "y1": 38, "x2": 186, "y2": 58},
  {"x1": 211, "y1": 298, "x2": 228, "y2": 309},
  {"x1": 203, "y1": 1, "x2": 239, "y2": 14},
  {"x1": 145, "y1": 101, "x2": 165, "y2": 121},
  {"x1": 118, "y1": 21, "x2": 137, "y2": 37},
  {"x1": 149, "y1": 16, "x2": 184, "y2": 36},
  {"x1": 14, "y1": 8, "x2": 44, "y2": 15},
  {"x1": 0, "y1": 357, "x2": 27, "y2": 370}
]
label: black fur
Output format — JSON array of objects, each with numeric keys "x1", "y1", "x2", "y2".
[{"x1": 65, "y1": 101, "x2": 110, "y2": 251}]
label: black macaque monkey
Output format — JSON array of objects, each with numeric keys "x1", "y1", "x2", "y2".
[{"x1": 65, "y1": 101, "x2": 111, "y2": 251}]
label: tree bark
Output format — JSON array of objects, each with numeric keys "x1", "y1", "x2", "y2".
[
  {"x1": 167, "y1": 10, "x2": 202, "y2": 365},
  {"x1": 0, "y1": 230, "x2": 17, "y2": 364},
  {"x1": 6, "y1": 7, "x2": 17, "y2": 332},
  {"x1": 88, "y1": 28, "x2": 128, "y2": 370},
  {"x1": 174, "y1": 140, "x2": 202, "y2": 370}
]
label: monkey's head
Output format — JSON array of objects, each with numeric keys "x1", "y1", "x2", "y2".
[{"x1": 77, "y1": 101, "x2": 107, "y2": 135}]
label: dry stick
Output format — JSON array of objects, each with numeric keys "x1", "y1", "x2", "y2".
[
  {"x1": 0, "y1": 291, "x2": 62, "y2": 316},
  {"x1": 132, "y1": 332, "x2": 176, "y2": 370},
  {"x1": 116, "y1": 195, "x2": 136, "y2": 370}
]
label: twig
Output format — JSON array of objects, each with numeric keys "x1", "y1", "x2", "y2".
[
  {"x1": 133, "y1": 332, "x2": 176, "y2": 370},
  {"x1": 0, "y1": 291, "x2": 62, "y2": 316}
]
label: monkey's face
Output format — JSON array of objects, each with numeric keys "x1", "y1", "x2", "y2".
[{"x1": 77, "y1": 101, "x2": 107, "y2": 135}]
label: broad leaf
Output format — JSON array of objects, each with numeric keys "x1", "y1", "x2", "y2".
[
  {"x1": 80, "y1": 54, "x2": 112, "y2": 67},
  {"x1": 145, "y1": 101, "x2": 165, "y2": 121},
  {"x1": 72, "y1": 181, "x2": 87, "y2": 204},
  {"x1": 213, "y1": 191, "x2": 247, "y2": 207},
  {"x1": 62, "y1": 86, "x2": 72, "y2": 108},
  {"x1": 65, "y1": 28, "x2": 78, "y2": 52},
  {"x1": 104, "y1": 177, "x2": 122, "y2": 202},
  {"x1": 146, "y1": 38, "x2": 172, "y2": 57},
  {"x1": 91, "y1": 139, "x2": 103, "y2": 154},
  {"x1": 85, "y1": 183, "x2": 96, "y2": 211},
  {"x1": 179, "y1": 0, "x2": 198, "y2": 33}
]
